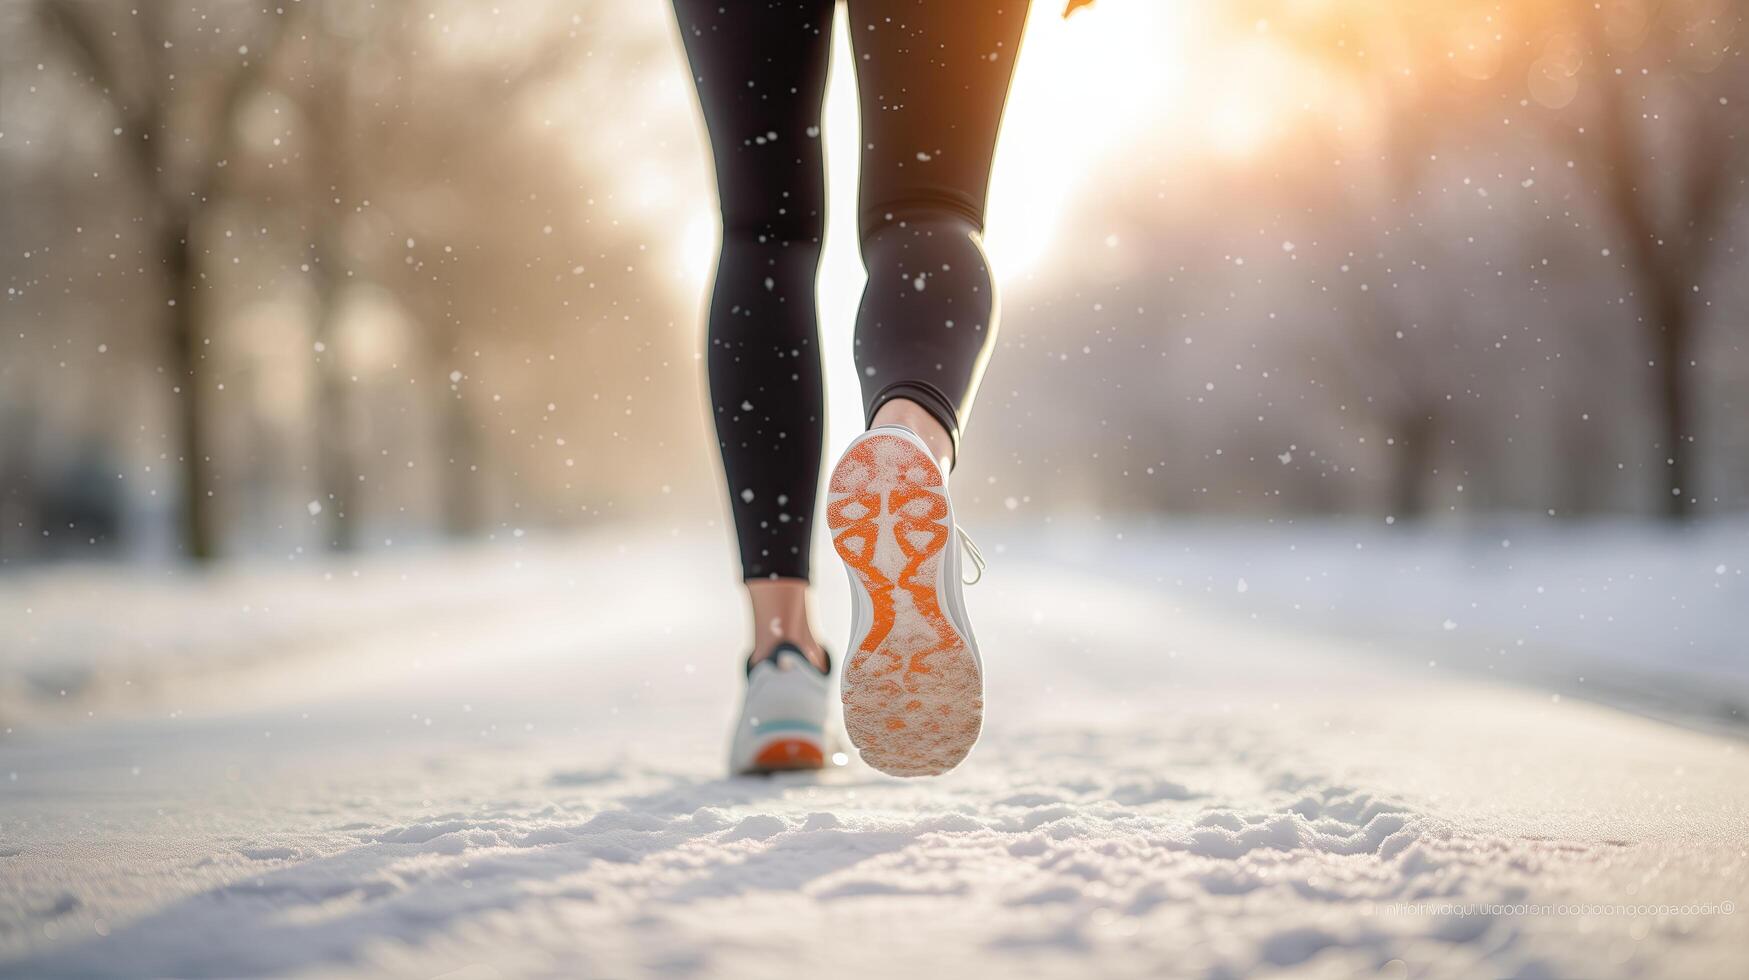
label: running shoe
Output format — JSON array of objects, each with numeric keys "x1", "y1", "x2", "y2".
[
  {"x1": 728, "y1": 643, "x2": 833, "y2": 776},
  {"x1": 827, "y1": 424, "x2": 986, "y2": 777}
]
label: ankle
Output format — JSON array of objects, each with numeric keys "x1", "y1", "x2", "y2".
[
  {"x1": 745, "y1": 579, "x2": 828, "y2": 672},
  {"x1": 750, "y1": 635, "x2": 828, "y2": 673},
  {"x1": 870, "y1": 398, "x2": 954, "y2": 472}
]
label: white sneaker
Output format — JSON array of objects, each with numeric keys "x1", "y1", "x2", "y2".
[
  {"x1": 728, "y1": 643, "x2": 833, "y2": 776},
  {"x1": 827, "y1": 424, "x2": 986, "y2": 777}
]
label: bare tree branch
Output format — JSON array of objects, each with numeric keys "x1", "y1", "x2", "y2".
[
  {"x1": 38, "y1": 0, "x2": 163, "y2": 182},
  {"x1": 195, "y1": 4, "x2": 312, "y2": 206},
  {"x1": 38, "y1": 0, "x2": 125, "y2": 103}
]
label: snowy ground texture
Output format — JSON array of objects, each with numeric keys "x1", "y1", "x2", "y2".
[{"x1": 2, "y1": 520, "x2": 1747, "y2": 978}]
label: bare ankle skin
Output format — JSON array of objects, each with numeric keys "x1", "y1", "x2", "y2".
[
  {"x1": 744, "y1": 578, "x2": 828, "y2": 672},
  {"x1": 870, "y1": 398, "x2": 954, "y2": 473}
]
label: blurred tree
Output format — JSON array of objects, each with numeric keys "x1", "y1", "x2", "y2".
[
  {"x1": 314, "y1": 9, "x2": 591, "y2": 536},
  {"x1": 284, "y1": 1, "x2": 367, "y2": 552},
  {"x1": 7, "y1": 0, "x2": 713, "y2": 557},
  {"x1": 1556, "y1": 0, "x2": 1746, "y2": 517},
  {"x1": 383, "y1": 29, "x2": 586, "y2": 537},
  {"x1": 38, "y1": 0, "x2": 302, "y2": 559},
  {"x1": 1230, "y1": 0, "x2": 1746, "y2": 517},
  {"x1": 1211, "y1": 2, "x2": 1484, "y2": 519}
]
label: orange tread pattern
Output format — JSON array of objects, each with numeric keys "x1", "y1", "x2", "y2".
[{"x1": 829, "y1": 433, "x2": 981, "y2": 776}]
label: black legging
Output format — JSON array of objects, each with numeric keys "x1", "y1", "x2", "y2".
[{"x1": 674, "y1": 0, "x2": 1029, "y2": 580}]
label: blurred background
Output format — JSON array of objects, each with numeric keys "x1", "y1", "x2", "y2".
[{"x1": 1, "y1": 1, "x2": 1745, "y2": 722}]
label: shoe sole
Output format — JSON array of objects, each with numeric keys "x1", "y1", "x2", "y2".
[
  {"x1": 828, "y1": 431, "x2": 981, "y2": 777},
  {"x1": 749, "y1": 737, "x2": 825, "y2": 772}
]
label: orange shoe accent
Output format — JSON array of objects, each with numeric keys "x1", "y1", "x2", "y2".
[
  {"x1": 826, "y1": 483, "x2": 897, "y2": 672},
  {"x1": 751, "y1": 738, "x2": 825, "y2": 770},
  {"x1": 830, "y1": 432, "x2": 982, "y2": 777}
]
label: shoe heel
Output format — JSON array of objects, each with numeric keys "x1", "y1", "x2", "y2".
[{"x1": 750, "y1": 736, "x2": 825, "y2": 772}]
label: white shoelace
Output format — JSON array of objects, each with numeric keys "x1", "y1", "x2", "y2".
[{"x1": 958, "y1": 528, "x2": 987, "y2": 586}]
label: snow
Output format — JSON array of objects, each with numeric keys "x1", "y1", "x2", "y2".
[
  {"x1": 1032, "y1": 516, "x2": 1749, "y2": 731},
  {"x1": 2, "y1": 523, "x2": 1746, "y2": 977}
]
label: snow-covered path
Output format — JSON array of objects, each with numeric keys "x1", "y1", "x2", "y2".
[{"x1": 2, "y1": 529, "x2": 1746, "y2": 978}]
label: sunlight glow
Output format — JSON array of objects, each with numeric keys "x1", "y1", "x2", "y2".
[
  {"x1": 1199, "y1": 40, "x2": 1301, "y2": 159},
  {"x1": 817, "y1": 19, "x2": 873, "y2": 475},
  {"x1": 983, "y1": 1, "x2": 1191, "y2": 273}
]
